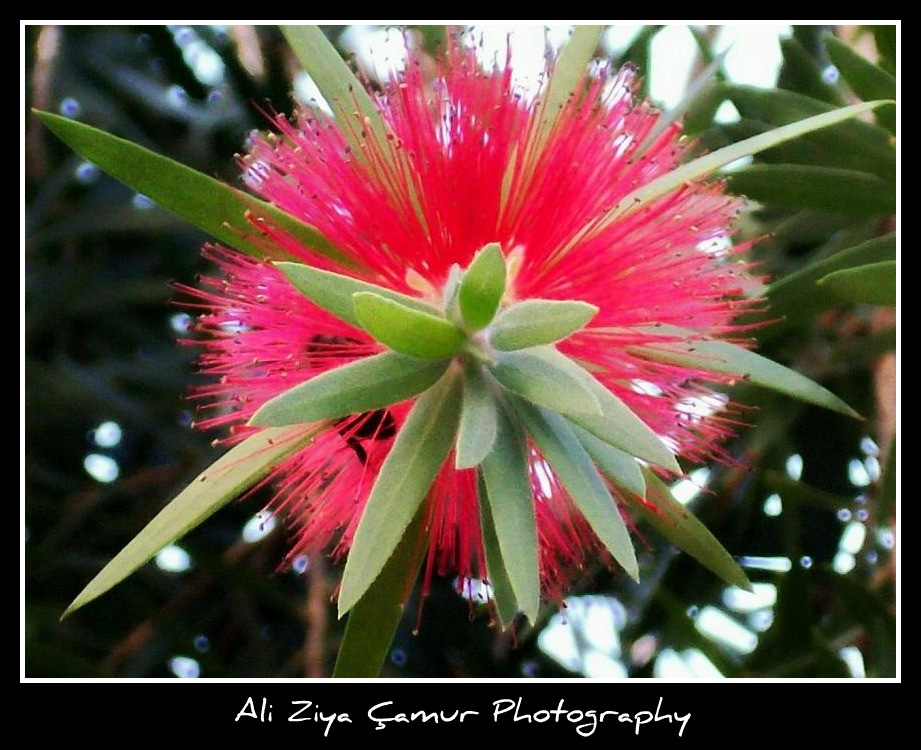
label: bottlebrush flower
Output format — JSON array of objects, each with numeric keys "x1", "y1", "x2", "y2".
[{"x1": 181, "y1": 36, "x2": 763, "y2": 624}]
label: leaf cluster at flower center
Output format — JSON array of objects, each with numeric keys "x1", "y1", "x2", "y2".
[
  {"x1": 248, "y1": 242, "x2": 671, "y2": 468},
  {"x1": 247, "y1": 242, "x2": 688, "y2": 623}
]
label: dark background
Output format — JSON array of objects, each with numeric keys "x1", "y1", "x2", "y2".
[{"x1": 23, "y1": 24, "x2": 897, "y2": 679}]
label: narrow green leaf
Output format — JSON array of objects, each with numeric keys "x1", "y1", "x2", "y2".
[
  {"x1": 333, "y1": 507, "x2": 425, "y2": 677},
  {"x1": 513, "y1": 398, "x2": 639, "y2": 581},
  {"x1": 478, "y1": 474, "x2": 521, "y2": 629},
  {"x1": 489, "y1": 348, "x2": 601, "y2": 416},
  {"x1": 570, "y1": 424, "x2": 646, "y2": 497},
  {"x1": 521, "y1": 347, "x2": 681, "y2": 472},
  {"x1": 280, "y1": 26, "x2": 389, "y2": 163},
  {"x1": 630, "y1": 326, "x2": 861, "y2": 419},
  {"x1": 338, "y1": 367, "x2": 463, "y2": 616},
  {"x1": 455, "y1": 365, "x2": 499, "y2": 469},
  {"x1": 826, "y1": 35, "x2": 897, "y2": 100},
  {"x1": 869, "y1": 25, "x2": 896, "y2": 75},
  {"x1": 727, "y1": 164, "x2": 895, "y2": 215},
  {"x1": 818, "y1": 261, "x2": 896, "y2": 306},
  {"x1": 481, "y1": 404, "x2": 541, "y2": 623},
  {"x1": 63, "y1": 425, "x2": 317, "y2": 618},
  {"x1": 762, "y1": 470, "x2": 860, "y2": 512},
  {"x1": 250, "y1": 352, "x2": 449, "y2": 427},
  {"x1": 767, "y1": 233, "x2": 895, "y2": 319},
  {"x1": 636, "y1": 47, "x2": 731, "y2": 155},
  {"x1": 606, "y1": 99, "x2": 889, "y2": 227},
  {"x1": 353, "y1": 292, "x2": 464, "y2": 359},
  {"x1": 684, "y1": 81, "x2": 727, "y2": 135},
  {"x1": 620, "y1": 26, "x2": 661, "y2": 88},
  {"x1": 778, "y1": 37, "x2": 846, "y2": 106},
  {"x1": 540, "y1": 25, "x2": 605, "y2": 135},
  {"x1": 688, "y1": 25, "x2": 717, "y2": 66},
  {"x1": 825, "y1": 35, "x2": 896, "y2": 133},
  {"x1": 34, "y1": 111, "x2": 357, "y2": 269},
  {"x1": 458, "y1": 242, "x2": 507, "y2": 331},
  {"x1": 725, "y1": 86, "x2": 894, "y2": 179},
  {"x1": 490, "y1": 299, "x2": 598, "y2": 351},
  {"x1": 277, "y1": 262, "x2": 440, "y2": 329},
  {"x1": 638, "y1": 468, "x2": 752, "y2": 591}
]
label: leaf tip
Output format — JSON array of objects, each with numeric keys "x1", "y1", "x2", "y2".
[
  {"x1": 60, "y1": 603, "x2": 78, "y2": 622},
  {"x1": 827, "y1": 395, "x2": 863, "y2": 421},
  {"x1": 657, "y1": 449, "x2": 683, "y2": 476},
  {"x1": 454, "y1": 452, "x2": 482, "y2": 471},
  {"x1": 624, "y1": 559, "x2": 641, "y2": 584},
  {"x1": 60, "y1": 588, "x2": 94, "y2": 621},
  {"x1": 731, "y1": 567, "x2": 755, "y2": 593},
  {"x1": 336, "y1": 598, "x2": 353, "y2": 620}
]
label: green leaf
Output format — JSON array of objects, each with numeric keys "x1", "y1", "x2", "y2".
[
  {"x1": 724, "y1": 86, "x2": 894, "y2": 179},
  {"x1": 762, "y1": 470, "x2": 860, "y2": 512},
  {"x1": 639, "y1": 469, "x2": 752, "y2": 590},
  {"x1": 280, "y1": 26, "x2": 390, "y2": 163},
  {"x1": 338, "y1": 367, "x2": 462, "y2": 616},
  {"x1": 688, "y1": 25, "x2": 717, "y2": 66},
  {"x1": 767, "y1": 233, "x2": 895, "y2": 319},
  {"x1": 353, "y1": 292, "x2": 464, "y2": 359},
  {"x1": 490, "y1": 299, "x2": 598, "y2": 351},
  {"x1": 34, "y1": 111, "x2": 357, "y2": 270},
  {"x1": 525, "y1": 348, "x2": 680, "y2": 472},
  {"x1": 869, "y1": 25, "x2": 896, "y2": 75},
  {"x1": 513, "y1": 398, "x2": 639, "y2": 581},
  {"x1": 619, "y1": 27, "x2": 661, "y2": 90},
  {"x1": 727, "y1": 164, "x2": 895, "y2": 215},
  {"x1": 333, "y1": 506, "x2": 425, "y2": 677},
  {"x1": 570, "y1": 425, "x2": 645, "y2": 497},
  {"x1": 458, "y1": 242, "x2": 507, "y2": 331},
  {"x1": 825, "y1": 35, "x2": 896, "y2": 133},
  {"x1": 277, "y1": 262, "x2": 440, "y2": 329},
  {"x1": 488, "y1": 348, "x2": 601, "y2": 416},
  {"x1": 630, "y1": 327, "x2": 861, "y2": 419},
  {"x1": 636, "y1": 46, "x2": 730, "y2": 153},
  {"x1": 455, "y1": 365, "x2": 499, "y2": 469},
  {"x1": 481, "y1": 403, "x2": 541, "y2": 623},
  {"x1": 778, "y1": 37, "x2": 846, "y2": 106},
  {"x1": 608, "y1": 99, "x2": 889, "y2": 224},
  {"x1": 540, "y1": 25, "x2": 605, "y2": 135},
  {"x1": 818, "y1": 261, "x2": 896, "y2": 306},
  {"x1": 478, "y1": 474, "x2": 521, "y2": 629},
  {"x1": 249, "y1": 352, "x2": 449, "y2": 427},
  {"x1": 63, "y1": 425, "x2": 317, "y2": 618}
]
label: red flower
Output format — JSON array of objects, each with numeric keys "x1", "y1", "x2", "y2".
[{"x1": 181, "y1": 38, "x2": 758, "y2": 611}]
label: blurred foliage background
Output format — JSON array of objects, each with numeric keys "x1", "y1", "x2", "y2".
[{"x1": 23, "y1": 24, "x2": 897, "y2": 679}]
